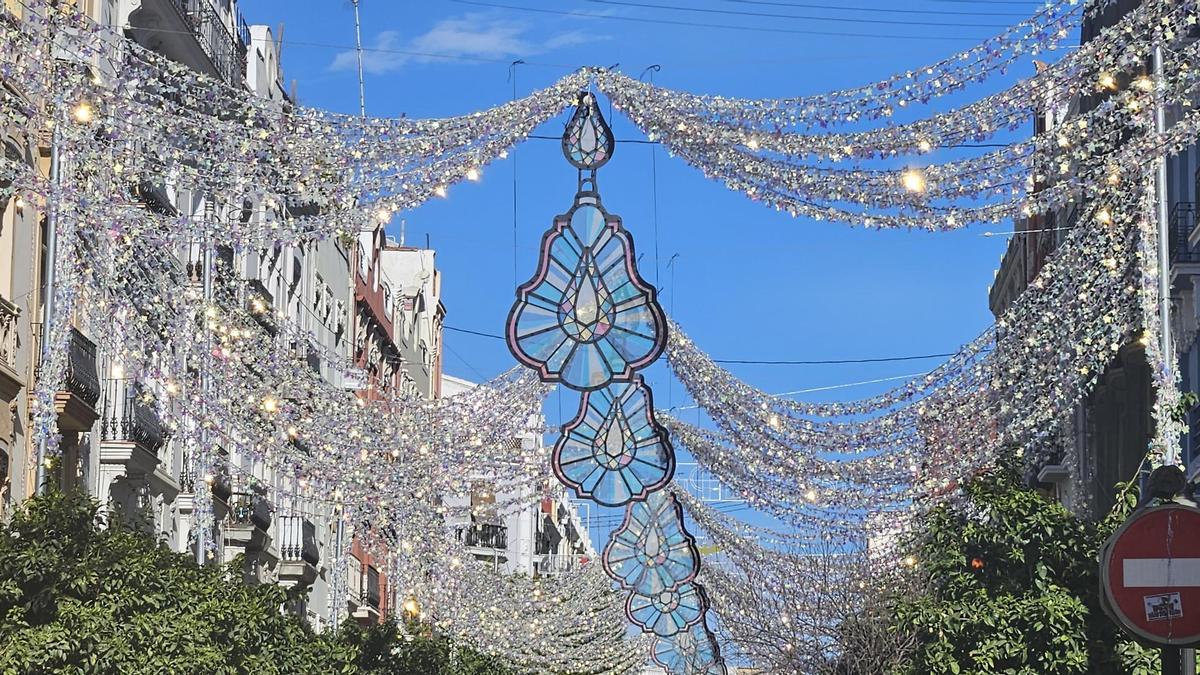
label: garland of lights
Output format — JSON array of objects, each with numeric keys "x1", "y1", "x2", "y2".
[
  {"x1": 597, "y1": 0, "x2": 1191, "y2": 159},
  {"x1": 5, "y1": 1, "x2": 1194, "y2": 671}
]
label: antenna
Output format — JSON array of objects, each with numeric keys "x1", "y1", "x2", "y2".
[{"x1": 352, "y1": 0, "x2": 366, "y2": 117}]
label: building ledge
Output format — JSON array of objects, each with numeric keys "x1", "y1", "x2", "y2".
[
  {"x1": 1038, "y1": 463, "x2": 1070, "y2": 484},
  {"x1": 278, "y1": 560, "x2": 318, "y2": 588},
  {"x1": 54, "y1": 390, "x2": 99, "y2": 432},
  {"x1": 99, "y1": 440, "x2": 160, "y2": 476}
]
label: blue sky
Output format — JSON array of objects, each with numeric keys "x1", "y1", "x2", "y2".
[{"x1": 241, "y1": 1, "x2": 1055, "y2": 536}]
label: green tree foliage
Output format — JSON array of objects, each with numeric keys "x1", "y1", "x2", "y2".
[
  {"x1": 338, "y1": 619, "x2": 515, "y2": 674},
  {"x1": 888, "y1": 460, "x2": 1172, "y2": 675},
  {"x1": 0, "y1": 490, "x2": 515, "y2": 674}
]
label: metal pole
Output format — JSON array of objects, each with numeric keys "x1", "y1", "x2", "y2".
[
  {"x1": 34, "y1": 122, "x2": 61, "y2": 496},
  {"x1": 195, "y1": 238, "x2": 213, "y2": 565},
  {"x1": 352, "y1": 0, "x2": 366, "y2": 117},
  {"x1": 332, "y1": 506, "x2": 344, "y2": 629},
  {"x1": 1154, "y1": 44, "x2": 1178, "y2": 467},
  {"x1": 1162, "y1": 647, "x2": 1182, "y2": 675}
]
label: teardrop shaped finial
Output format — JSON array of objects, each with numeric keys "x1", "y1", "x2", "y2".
[{"x1": 562, "y1": 91, "x2": 615, "y2": 170}]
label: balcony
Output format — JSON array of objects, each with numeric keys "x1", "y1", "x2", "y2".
[
  {"x1": 227, "y1": 490, "x2": 272, "y2": 531},
  {"x1": 277, "y1": 515, "x2": 319, "y2": 587},
  {"x1": 348, "y1": 560, "x2": 383, "y2": 623},
  {"x1": 0, "y1": 296, "x2": 20, "y2": 403},
  {"x1": 455, "y1": 523, "x2": 507, "y2": 551},
  {"x1": 129, "y1": 0, "x2": 248, "y2": 85},
  {"x1": 98, "y1": 378, "x2": 168, "y2": 492},
  {"x1": 1171, "y1": 202, "x2": 1200, "y2": 266},
  {"x1": 223, "y1": 489, "x2": 272, "y2": 559},
  {"x1": 34, "y1": 326, "x2": 102, "y2": 432},
  {"x1": 100, "y1": 379, "x2": 165, "y2": 452},
  {"x1": 536, "y1": 553, "x2": 585, "y2": 577}
]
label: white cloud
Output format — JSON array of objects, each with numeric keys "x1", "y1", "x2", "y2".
[{"x1": 328, "y1": 13, "x2": 606, "y2": 74}]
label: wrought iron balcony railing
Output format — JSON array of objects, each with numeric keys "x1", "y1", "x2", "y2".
[
  {"x1": 65, "y1": 327, "x2": 101, "y2": 407},
  {"x1": 455, "y1": 523, "x2": 507, "y2": 550},
  {"x1": 100, "y1": 378, "x2": 165, "y2": 451},
  {"x1": 278, "y1": 515, "x2": 320, "y2": 566},
  {"x1": 166, "y1": 0, "x2": 247, "y2": 84},
  {"x1": 227, "y1": 490, "x2": 271, "y2": 531},
  {"x1": 1170, "y1": 201, "x2": 1200, "y2": 265}
]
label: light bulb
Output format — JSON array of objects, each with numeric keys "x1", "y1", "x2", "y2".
[
  {"x1": 901, "y1": 169, "x2": 927, "y2": 193},
  {"x1": 1098, "y1": 72, "x2": 1117, "y2": 90},
  {"x1": 435, "y1": 185, "x2": 447, "y2": 198},
  {"x1": 73, "y1": 103, "x2": 93, "y2": 123},
  {"x1": 466, "y1": 167, "x2": 480, "y2": 181}
]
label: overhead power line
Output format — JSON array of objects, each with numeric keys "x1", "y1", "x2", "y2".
[
  {"x1": 582, "y1": 0, "x2": 1012, "y2": 28},
  {"x1": 443, "y1": 325, "x2": 965, "y2": 366},
  {"x1": 720, "y1": 0, "x2": 1031, "y2": 17},
  {"x1": 448, "y1": 0, "x2": 994, "y2": 40}
]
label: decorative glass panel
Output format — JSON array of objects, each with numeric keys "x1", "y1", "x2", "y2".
[
  {"x1": 561, "y1": 91, "x2": 614, "y2": 170},
  {"x1": 506, "y1": 195, "x2": 666, "y2": 391},
  {"x1": 603, "y1": 490, "x2": 698, "y2": 593},
  {"x1": 554, "y1": 377, "x2": 674, "y2": 506},
  {"x1": 627, "y1": 581, "x2": 708, "y2": 638},
  {"x1": 652, "y1": 620, "x2": 727, "y2": 674}
]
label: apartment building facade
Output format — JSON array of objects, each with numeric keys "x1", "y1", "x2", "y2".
[
  {"x1": 441, "y1": 375, "x2": 595, "y2": 578},
  {"x1": 989, "y1": 0, "x2": 1200, "y2": 519},
  {"x1": 0, "y1": 0, "x2": 457, "y2": 632}
]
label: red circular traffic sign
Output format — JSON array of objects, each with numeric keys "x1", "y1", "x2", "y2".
[{"x1": 1100, "y1": 504, "x2": 1200, "y2": 646}]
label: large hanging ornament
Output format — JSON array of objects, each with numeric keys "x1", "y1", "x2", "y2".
[
  {"x1": 505, "y1": 87, "x2": 721, "y2": 670},
  {"x1": 506, "y1": 91, "x2": 666, "y2": 391},
  {"x1": 603, "y1": 490, "x2": 699, "y2": 594},
  {"x1": 652, "y1": 619, "x2": 727, "y2": 675},
  {"x1": 553, "y1": 376, "x2": 674, "y2": 506},
  {"x1": 627, "y1": 580, "x2": 709, "y2": 638}
]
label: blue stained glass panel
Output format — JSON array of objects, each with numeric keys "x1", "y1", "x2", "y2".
[{"x1": 603, "y1": 489, "x2": 698, "y2": 593}]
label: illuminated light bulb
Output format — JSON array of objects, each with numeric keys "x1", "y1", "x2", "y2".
[
  {"x1": 466, "y1": 167, "x2": 481, "y2": 181},
  {"x1": 1098, "y1": 72, "x2": 1117, "y2": 90},
  {"x1": 901, "y1": 168, "x2": 927, "y2": 193},
  {"x1": 73, "y1": 103, "x2": 93, "y2": 123},
  {"x1": 165, "y1": 381, "x2": 179, "y2": 395},
  {"x1": 902, "y1": 555, "x2": 918, "y2": 568},
  {"x1": 403, "y1": 598, "x2": 420, "y2": 615},
  {"x1": 745, "y1": 137, "x2": 760, "y2": 150},
  {"x1": 1138, "y1": 332, "x2": 1152, "y2": 347},
  {"x1": 1096, "y1": 209, "x2": 1113, "y2": 225},
  {"x1": 805, "y1": 489, "x2": 817, "y2": 502},
  {"x1": 261, "y1": 396, "x2": 279, "y2": 413},
  {"x1": 1134, "y1": 75, "x2": 1154, "y2": 92},
  {"x1": 498, "y1": 149, "x2": 508, "y2": 159},
  {"x1": 1107, "y1": 171, "x2": 1120, "y2": 185},
  {"x1": 1056, "y1": 134, "x2": 1070, "y2": 148},
  {"x1": 377, "y1": 207, "x2": 391, "y2": 222},
  {"x1": 205, "y1": 306, "x2": 217, "y2": 318},
  {"x1": 434, "y1": 185, "x2": 448, "y2": 198},
  {"x1": 287, "y1": 426, "x2": 298, "y2": 438},
  {"x1": 917, "y1": 139, "x2": 932, "y2": 153},
  {"x1": 767, "y1": 413, "x2": 781, "y2": 430}
]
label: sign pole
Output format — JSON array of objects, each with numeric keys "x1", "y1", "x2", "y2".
[{"x1": 1162, "y1": 647, "x2": 1181, "y2": 675}]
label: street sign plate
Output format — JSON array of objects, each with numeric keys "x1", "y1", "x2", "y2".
[{"x1": 1100, "y1": 504, "x2": 1200, "y2": 647}]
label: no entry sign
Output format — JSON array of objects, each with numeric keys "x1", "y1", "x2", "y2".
[{"x1": 1100, "y1": 504, "x2": 1200, "y2": 647}]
